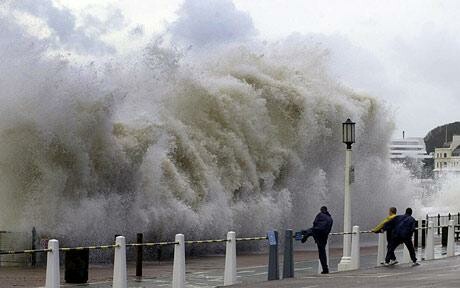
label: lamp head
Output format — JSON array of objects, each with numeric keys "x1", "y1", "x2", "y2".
[{"x1": 342, "y1": 118, "x2": 356, "y2": 149}]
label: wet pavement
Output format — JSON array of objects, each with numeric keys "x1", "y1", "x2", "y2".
[{"x1": 0, "y1": 240, "x2": 457, "y2": 287}]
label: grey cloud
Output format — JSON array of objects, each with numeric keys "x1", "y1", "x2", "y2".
[
  {"x1": 169, "y1": 0, "x2": 256, "y2": 47},
  {"x1": 9, "y1": 0, "x2": 122, "y2": 55},
  {"x1": 392, "y1": 25, "x2": 460, "y2": 90}
]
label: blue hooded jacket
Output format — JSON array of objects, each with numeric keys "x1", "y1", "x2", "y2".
[
  {"x1": 312, "y1": 211, "x2": 333, "y2": 243},
  {"x1": 384, "y1": 213, "x2": 416, "y2": 240}
]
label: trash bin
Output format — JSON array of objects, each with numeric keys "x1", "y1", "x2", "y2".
[{"x1": 65, "y1": 249, "x2": 89, "y2": 283}]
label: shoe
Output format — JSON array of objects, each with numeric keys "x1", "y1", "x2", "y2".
[
  {"x1": 389, "y1": 260, "x2": 398, "y2": 266},
  {"x1": 412, "y1": 262, "x2": 420, "y2": 267},
  {"x1": 321, "y1": 270, "x2": 329, "y2": 274}
]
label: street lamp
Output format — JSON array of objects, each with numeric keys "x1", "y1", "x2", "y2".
[{"x1": 338, "y1": 119, "x2": 355, "y2": 272}]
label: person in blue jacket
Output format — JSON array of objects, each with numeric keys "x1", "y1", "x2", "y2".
[
  {"x1": 301, "y1": 206, "x2": 333, "y2": 274},
  {"x1": 383, "y1": 207, "x2": 419, "y2": 266}
]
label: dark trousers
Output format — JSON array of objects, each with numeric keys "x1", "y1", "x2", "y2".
[
  {"x1": 317, "y1": 241, "x2": 329, "y2": 272},
  {"x1": 303, "y1": 229, "x2": 329, "y2": 272},
  {"x1": 385, "y1": 237, "x2": 417, "y2": 263}
]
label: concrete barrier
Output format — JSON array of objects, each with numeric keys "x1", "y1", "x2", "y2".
[
  {"x1": 425, "y1": 221, "x2": 434, "y2": 260},
  {"x1": 113, "y1": 236, "x2": 127, "y2": 288},
  {"x1": 351, "y1": 226, "x2": 360, "y2": 270},
  {"x1": 224, "y1": 231, "x2": 237, "y2": 286},
  {"x1": 45, "y1": 239, "x2": 60, "y2": 288},
  {"x1": 172, "y1": 234, "x2": 185, "y2": 288},
  {"x1": 447, "y1": 220, "x2": 455, "y2": 257}
]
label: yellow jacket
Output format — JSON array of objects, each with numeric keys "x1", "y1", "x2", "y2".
[{"x1": 372, "y1": 214, "x2": 396, "y2": 233}]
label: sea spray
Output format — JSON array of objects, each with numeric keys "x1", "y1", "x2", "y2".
[{"x1": 0, "y1": 18, "x2": 416, "y2": 244}]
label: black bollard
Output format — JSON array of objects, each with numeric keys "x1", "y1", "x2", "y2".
[
  {"x1": 282, "y1": 230, "x2": 294, "y2": 279},
  {"x1": 421, "y1": 220, "x2": 426, "y2": 247},
  {"x1": 414, "y1": 221, "x2": 419, "y2": 248},
  {"x1": 267, "y1": 230, "x2": 279, "y2": 281},
  {"x1": 442, "y1": 226, "x2": 448, "y2": 247},
  {"x1": 136, "y1": 233, "x2": 143, "y2": 278},
  {"x1": 438, "y1": 214, "x2": 441, "y2": 235},
  {"x1": 31, "y1": 227, "x2": 37, "y2": 267}
]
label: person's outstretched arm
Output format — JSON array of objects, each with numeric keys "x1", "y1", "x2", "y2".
[{"x1": 372, "y1": 215, "x2": 395, "y2": 233}]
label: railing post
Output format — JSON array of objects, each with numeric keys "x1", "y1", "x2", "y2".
[
  {"x1": 442, "y1": 225, "x2": 448, "y2": 247},
  {"x1": 172, "y1": 234, "x2": 185, "y2": 288},
  {"x1": 113, "y1": 236, "x2": 127, "y2": 288},
  {"x1": 282, "y1": 230, "x2": 294, "y2": 279},
  {"x1": 377, "y1": 232, "x2": 386, "y2": 266},
  {"x1": 447, "y1": 220, "x2": 455, "y2": 257},
  {"x1": 414, "y1": 221, "x2": 419, "y2": 248},
  {"x1": 45, "y1": 239, "x2": 60, "y2": 288},
  {"x1": 31, "y1": 227, "x2": 37, "y2": 267},
  {"x1": 45, "y1": 239, "x2": 61, "y2": 288},
  {"x1": 136, "y1": 233, "x2": 143, "y2": 278},
  {"x1": 421, "y1": 220, "x2": 426, "y2": 247},
  {"x1": 267, "y1": 231, "x2": 279, "y2": 281},
  {"x1": 438, "y1": 214, "x2": 441, "y2": 235},
  {"x1": 351, "y1": 226, "x2": 360, "y2": 270},
  {"x1": 425, "y1": 221, "x2": 434, "y2": 260},
  {"x1": 224, "y1": 231, "x2": 237, "y2": 286}
]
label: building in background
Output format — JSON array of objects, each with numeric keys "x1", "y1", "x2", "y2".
[
  {"x1": 433, "y1": 135, "x2": 460, "y2": 174},
  {"x1": 390, "y1": 134, "x2": 433, "y2": 179},
  {"x1": 390, "y1": 137, "x2": 432, "y2": 161}
]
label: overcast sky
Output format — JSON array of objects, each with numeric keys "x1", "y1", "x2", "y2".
[{"x1": 6, "y1": 0, "x2": 460, "y2": 137}]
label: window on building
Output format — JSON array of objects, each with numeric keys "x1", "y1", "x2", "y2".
[{"x1": 445, "y1": 153, "x2": 448, "y2": 158}]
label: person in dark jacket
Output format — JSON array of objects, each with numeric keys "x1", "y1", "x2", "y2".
[
  {"x1": 301, "y1": 206, "x2": 333, "y2": 274},
  {"x1": 383, "y1": 207, "x2": 418, "y2": 265}
]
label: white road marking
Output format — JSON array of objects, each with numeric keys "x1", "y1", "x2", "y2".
[
  {"x1": 237, "y1": 270, "x2": 256, "y2": 274},
  {"x1": 295, "y1": 267, "x2": 313, "y2": 271},
  {"x1": 252, "y1": 272, "x2": 268, "y2": 276}
]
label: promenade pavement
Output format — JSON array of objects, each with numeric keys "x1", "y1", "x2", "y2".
[
  {"x1": 230, "y1": 255, "x2": 460, "y2": 288},
  {"x1": 0, "y1": 244, "x2": 456, "y2": 287}
]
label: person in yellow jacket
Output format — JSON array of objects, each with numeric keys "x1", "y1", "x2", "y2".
[
  {"x1": 373, "y1": 207, "x2": 397, "y2": 264},
  {"x1": 372, "y1": 207, "x2": 397, "y2": 234}
]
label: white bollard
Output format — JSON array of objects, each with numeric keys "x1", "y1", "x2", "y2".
[
  {"x1": 350, "y1": 226, "x2": 360, "y2": 270},
  {"x1": 172, "y1": 234, "x2": 186, "y2": 288},
  {"x1": 447, "y1": 220, "x2": 455, "y2": 257},
  {"x1": 402, "y1": 244, "x2": 411, "y2": 264},
  {"x1": 317, "y1": 242, "x2": 330, "y2": 274},
  {"x1": 377, "y1": 232, "x2": 386, "y2": 266},
  {"x1": 224, "y1": 231, "x2": 237, "y2": 286},
  {"x1": 45, "y1": 239, "x2": 60, "y2": 288},
  {"x1": 425, "y1": 221, "x2": 434, "y2": 260},
  {"x1": 113, "y1": 236, "x2": 127, "y2": 288}
]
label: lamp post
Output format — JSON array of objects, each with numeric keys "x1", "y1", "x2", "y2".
[{"x1": 338, "y1": 119, "x2": 356, "y2": 272}]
